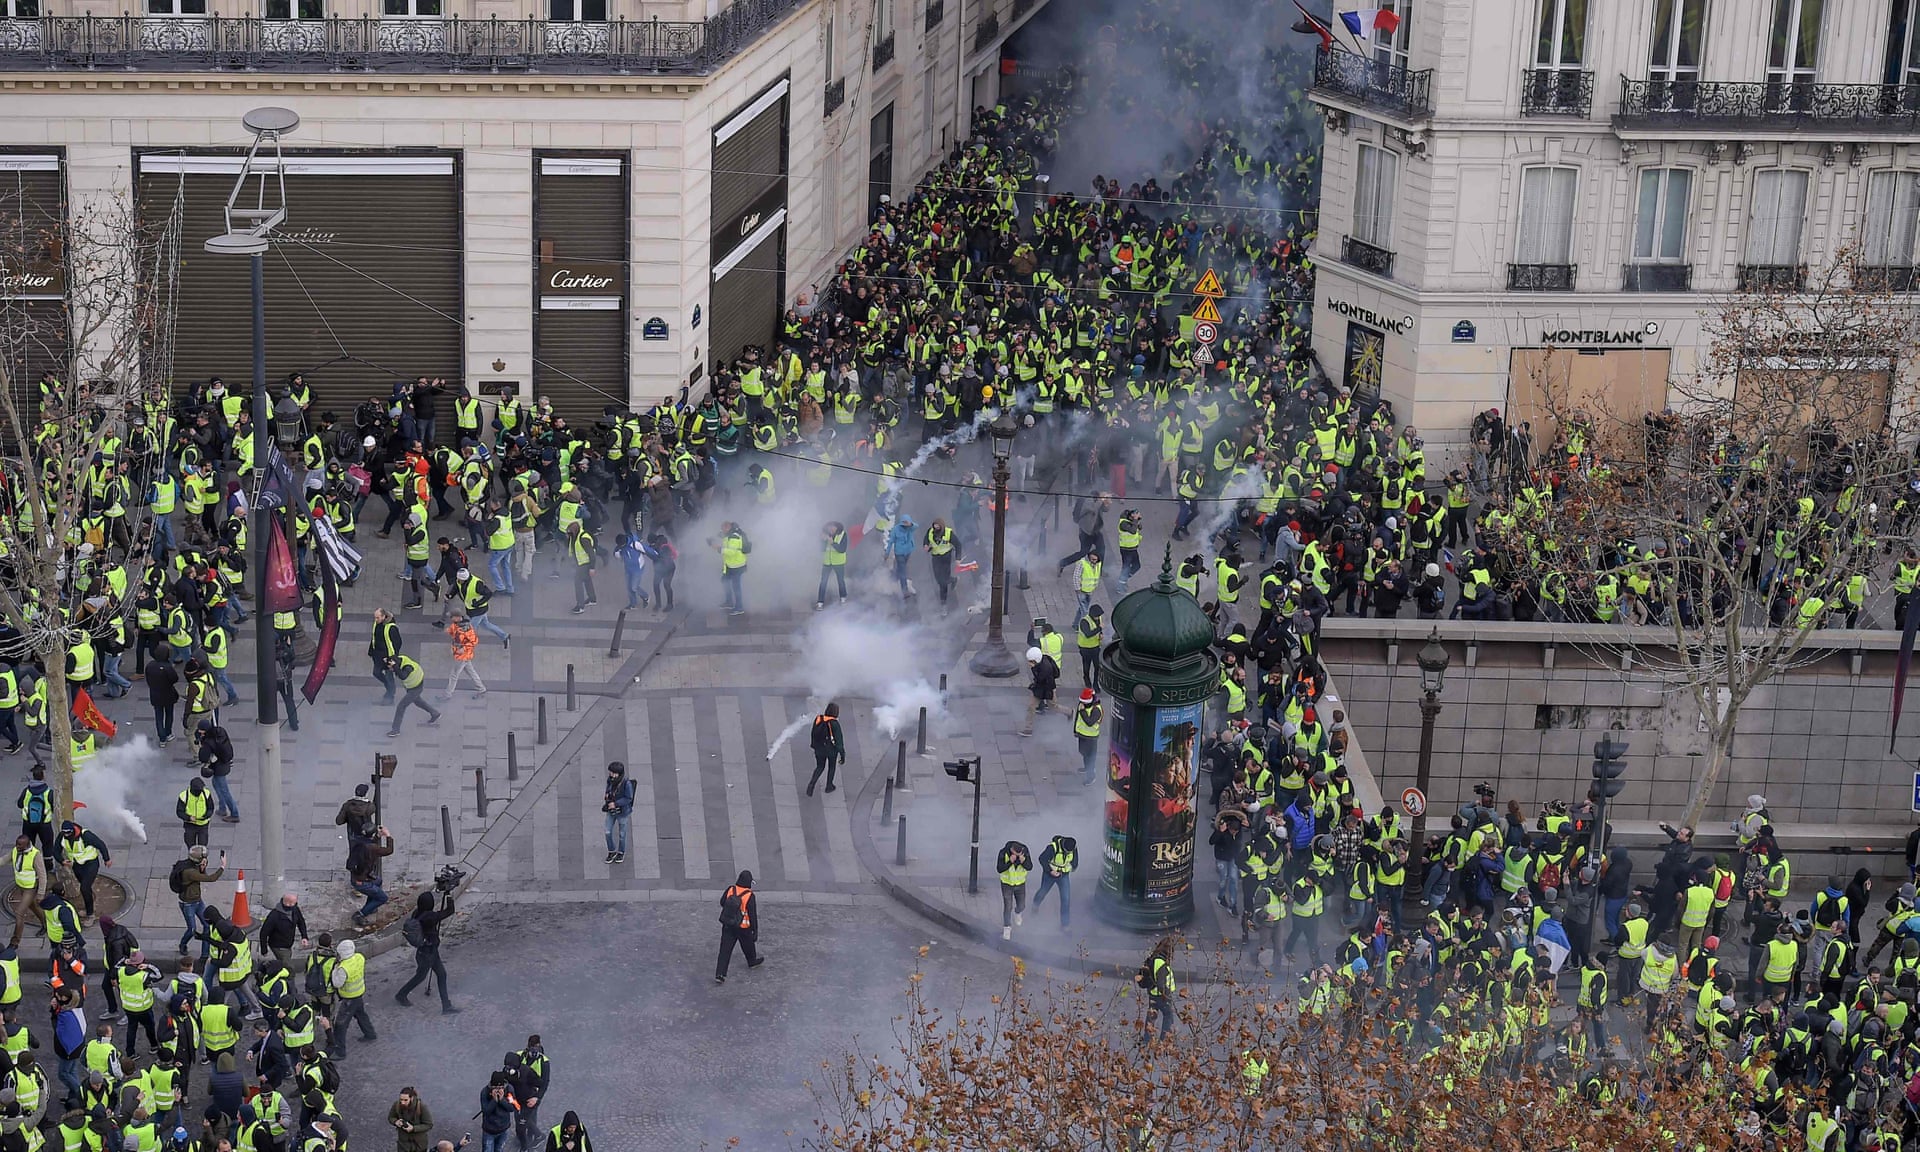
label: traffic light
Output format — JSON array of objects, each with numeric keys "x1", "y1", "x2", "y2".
[
  {"x1": 1590, "y1": 736, "x2": 1630, "y2": 799},
  {"x1": 944, "y1": 757, "x2": 977, "y2": 783}
]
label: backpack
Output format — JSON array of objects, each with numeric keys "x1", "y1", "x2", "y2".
[
  {"x1": 304, "y1": 957, "x2": 330, "y2": 998},
  {"x1": 720, "y1": 887, "x2": 747, "y2": 929},
  {"x1": 402, "y1": 915, "x2": 427, "y2": 950},
  {"x1": 318, "y1": 1059, "x2": 341, "y2": 1093},
  {"x1": 1715, "y1": 871, "x2": 1736, "y2": 902},
  {"x1": 21, "y1": 784, "x2": 47, "y2": 825},
  {"x1": 167, "y1": 858, "x2": 192, "y2": 896},
  {"x1": 1536, "y1": 858, "x2": 1562, "y2": 892}
]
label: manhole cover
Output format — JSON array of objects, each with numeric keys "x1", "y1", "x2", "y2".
[{"x1": 0, "y1": 874, "x2": 132, "y2": 924}]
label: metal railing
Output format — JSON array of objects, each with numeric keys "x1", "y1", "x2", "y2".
[
  {"x1": 1311, "y1": 45, "x2": 1433, "y2": 120},
  {"x1": 1520, "y1": 68, "x2": 1593, "y2": 116},
  {"x1": 871, "y1": 30, "x2": 893, "y2": 69},
  {"x1": 1621, "y1": 263, "x2": 1691, "y2": 292},
  {"x1": 1854, "y1": 264, "x2": 1920, "y2": 292},
  {"x1": 0, "y1": 2, "x2": 802, "y2": 73},
  {"x1": 1617, "y1": 75, "x2": 1920, "y2": 130},
  {"x1": 1508, "y1": 262, "x2": 1576, "y2": 291},
  {"x1": 823, "y1": 75, "x2": 844, "y2": 116},
  {"x1": 924, "y1": 0, "x2": 942, "y2": 27},
  {"x1": 972, "y1": 11, "x2": 997, "y2": 51},
  {"x1": 1340, "y1": 234, "x2": 1395, "y2": 278},
  {"x1": 1736, "y1": 263, "x2": 1807, "y2": 291}
]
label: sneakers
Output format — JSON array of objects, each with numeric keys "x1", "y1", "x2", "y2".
[
  {"x1": 715, "y1": 975, "x2": 726, "y2": 984},
  {"x1": 1002, "y1": 926, "x2": 1012, "y2": 940},
  {"x1": 1014, "y1": 912, "x2": 1022, "y2": 927},
  {"x1": 394, "y1": 994, "x2": 412, "y2": 1006},
  {"x1": 386, "y1": 729, "x2": 401, "y2": 738},
  {"x1": 747, "y1": 957, "x2": 764, "y2": 969},
  {"x1": 814, "y1": 602, "x2": 825, "y2": 611},
  {"x1": 613, "y1": 852, "x2": 625, "y2": 863},
  {"x1": 427, "y1": 713, "x2": 443, "y2": 726},
  {"x1": 604, "y1": 851, "x2": 616, "y2": 863},
  {"x1": 571, "y1": 607, "x2": 586, "y2": 615},
  {"x1": 824, "y1": 784, "x2": 837, "y2": 793},
  {"x1": 805, "y1": 782, "x2": 815, "y2": 796}
]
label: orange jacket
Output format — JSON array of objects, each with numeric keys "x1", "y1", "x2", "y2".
[{"x1": 447, "y1": 623, "x2": 477, "y2": 662}]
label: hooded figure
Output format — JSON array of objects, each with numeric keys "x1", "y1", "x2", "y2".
[{"x1": 544, "y1": 1111, "x2": 592, "y2": 1152}]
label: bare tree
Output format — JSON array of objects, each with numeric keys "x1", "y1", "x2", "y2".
[
  {"x1": 0, "y1": 184, "x2": 184, "y2": 821},
  {"x1": 1494, "y1": 251, "x2": 1920, "y2": 828}
]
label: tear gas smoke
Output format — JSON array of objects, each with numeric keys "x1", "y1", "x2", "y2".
[{"x1": 74, "y1": 736, "x2": 156, "y2": 843}]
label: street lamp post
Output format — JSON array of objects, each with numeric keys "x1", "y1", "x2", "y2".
[
  {"x1": 968, "y1": 413, "x2": 1022, "y2": 678},
  {"x1": 1407, "y1": 627, "x2": 1450, "y2": 880},
  {"x1": 204, "y1": 105, "x2": 299, "y2": 885}
]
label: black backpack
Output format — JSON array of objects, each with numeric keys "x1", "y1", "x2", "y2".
[
  {"x1": 402, "y1": 915, "x2": 427, "y2": 950},
  {"x1": 304, "y1": 956, "x2": 330, "y2": 998},
  {"x1": 167, "y1": 859, "x2": 193, "y2": 896}
]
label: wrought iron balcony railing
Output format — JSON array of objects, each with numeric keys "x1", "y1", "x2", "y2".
[
  {"x1": 871, "y1": 30, "x2": 893, "y2": 68},
  {"x1": 1617, "y1": 75, "x2": 1920, "y2": 131},
  {"x1": 972, "y1": 11, "x2": 998, "y2": 51},
  {"x1": 1736, "y1": 263, "x2": 1807, "y2": 291},
  {"x1": 1854, "y1": 264, "x2": 1920, "y2": 292},
  {"x1": 1508, "y1": 262, "x2": 1576, "y2": 291},
  {"x1": 1311, "y1": 45, "x2": 1433, "y2": 120},
  {"x1": 823, "y1": 76, "x2": 845, "y2": 116},
  {"x1": 1340, "y1": 234, "x2": 1395, "y2": 278},
  {"x1": 924, "y1": 0, "x2": 942, "y2": 27},
  {"x1": 0, "y1": 3, "x2": 801, "y2": 73},
  {"x1": 1520, "y1": 68, "x2": 1593, "y2": 116},
  {"x1": 1621, "y1": 263, "x2": 1691, "y2": 292}
]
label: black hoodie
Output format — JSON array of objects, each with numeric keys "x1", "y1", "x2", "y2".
[
  {"x1": 1597, "y1": 847, "x2": 1634, "y2": 900},
  {"x1": 544, "y1": 1113, "x2": 591, "y2": 1152},
  {"x1": 409, "y1": 890, "x2": 455, "y2": 947}
]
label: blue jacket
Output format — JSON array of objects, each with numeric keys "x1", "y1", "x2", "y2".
[
  {"x1": 1463, "y1": 853, "x2": 1502, "y2": 903},
  {"x1": 1284, "y1": 801, "x2": 1315, "y2": 852},
  {"x1": 53, "y1": 1007, "x2": 84, "y2": 1060},
  {"x1": 604, "y1": 774, "x2": 635, "y2": 817},
  {"x1": 886, "y1": 520, "x2": 915, "y2": 557}
]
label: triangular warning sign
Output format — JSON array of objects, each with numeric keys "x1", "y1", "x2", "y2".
[
  {"x1": 1191, "y1": 297, "x2": 1221, "y2": 323},
  {"x1": 1191, "y1": 268, "x2": 1225, "y2": 298}
]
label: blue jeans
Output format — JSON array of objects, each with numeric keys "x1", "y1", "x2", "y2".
[
  {"x1": 1034, "y1": 872, "x2": 1071, "y2": 926},
  {"x1": 471, "y1": 612, "x2": 510, "y2": 642},
  {"x1": 209, "y1": 774, "x2": 239, "y2": 820},
  {"x1": 482, "y1": 1131, "x2": 509, "y2": 1152},
  {"x1": 152, "y1": 513, "x2": 177, "y2": 554},
  {"x1": 488, "y1": 547, "x2": 514, "y2": 595},
  {"x1": 624, "y1": 568, "x2": 648, "y2": 608},
  {"x1": 1605, "y1": 895, "x2": 1627, "y2": 940},
  {"x1": 178, "y1": 900, "x2": 207, "y2": 954},
  {"x1": 56, "y1": 1055, "x2": 79, "y2": 1106},
  {"x1": 891, "y1": 553, "x2": 910, "y2": 597},
  {"x1": 353, "y1": 878, "x2": 388, "y2": 919},
  {"x1": 1215, "y1": 858, "x2": 1239, "y2": 912},
  {"x1": 211, "y1": 667, "x2": 239, "y2": 704},
  {"x1": 605, "y1": 811, "x2": 631, "y2": 855},
  {"x1": 373, "y1": 665, "x2": 397, "y2": 701},
  {"x1": 100, "y1": 654, "x2": 133, "y2": 697},
  {"x1": 722, "y1": 569, "x2": 744, "y2": 612}
]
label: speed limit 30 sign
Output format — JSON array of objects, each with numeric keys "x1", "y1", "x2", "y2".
[{"x1": 1193, "y1": 320, "x2": 1218, "y2": 345}]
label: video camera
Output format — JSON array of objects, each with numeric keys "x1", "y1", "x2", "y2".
[{"x1": 433, "y1": 864, "x2": 467, "y2": 895}]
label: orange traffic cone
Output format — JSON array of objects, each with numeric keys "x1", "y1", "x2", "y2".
[{"x1": 231, "y1": 868, "x2": 252, "y2": 928}]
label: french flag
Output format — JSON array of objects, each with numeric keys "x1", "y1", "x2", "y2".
[{"x1": 1340, "y1": 7, "x2": 1401, "y2": 35}]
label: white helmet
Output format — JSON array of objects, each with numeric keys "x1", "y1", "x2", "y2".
[{"x1": 1025, "y1": 647, "x2": 1042, "y2": 662}]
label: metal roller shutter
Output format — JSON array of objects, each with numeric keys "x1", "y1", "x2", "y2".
[
  {"x1": 135, "y1": 155, "x2": 461, "y2": 422},
  {"x1": 0, "y1": 157, "x2": 67, "y2": 401},
  {"x1": 708, "y1": 223, "x2": 784, "y2": 371},
  {"x1": 710, "y1": 79, "x2": 788, "y2": 378},
  {"x1": 534, "y1": 155, "x2": 627, "y2": 425}
]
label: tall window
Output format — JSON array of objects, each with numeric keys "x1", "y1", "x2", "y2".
[
  {"x1": 382, "y1": 0, "x2": 440, "y2": 13},
  {"x1": 1516, "y1": 165, "x2": 1578, "y2": 265},
  {"x1": 1886, "y1": 0, "x2": 1920, "y2": 86},
  {"x1": 1633, "y1": 168, "x2": 1692, "y2": 262},
  {"x1": 1354, "y1": 144, "x2": 1398, "y2": 248},
  {"x1": 1534, "y1": 0, "x2": 1588, "y2": 67},
  {"x1": 1768, "y1": 0, "x2": 1822, "y2": 82},
  {"x1": 3, "y1": 0, "x2": 39, "y2": 16},
  {"x1": 825, "y1": 11, "x2": 836, "y2": 78},
  {"x1": 1369, "y1": 0, "x2": 1412, "y2": 70},
  {"x1": 872, "y1": 0, "x2": 893, "y2": 43},
  {"x1": 147, "y1": 0, "x2": 209, "y2": 13},
  {"x1": 1862, "y1": 171, "x2": 1920, "y2": 266},
  {"x1": 1648, "y1": 0, "x2": 1706, "y2": 83},
  {"x1": 549, "y1": 0, "x2": 605, "y2": 19},
  {"x1": 265, "y1": 0, "x2": 322, "y2": 15},
  {"x1": 1745, "y1": 169, "x2": 1809, "y2": 265}
]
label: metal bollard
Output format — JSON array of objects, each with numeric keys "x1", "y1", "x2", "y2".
[
  {"x1": 507, "y1": 732, "x2": 519, "y2": 782},
  {"x1": 608, "y1": 609, "x2": 627, "y2": 657},
  {"x1": 938, "y1": 673, "x2": 947, "y2": 694},
  {"x1": 883, "y1": 777, "x2": 894, "y2": 823},
  {"x1": 1017, "y1": 566, "x2": 1029, "y2": 590},
  {"x1": 895, "y1": 739, "x2": 907, "y2": 789},
  {"x1": 538, "y1": 697, "x2": 549, "y2": 744},
  {"x1": 475, "y1": 768, "x2": 489, "y2": 818},
  {"x1": 916, "y1": 706, "x2": 927, "y2": 755},
  {"x1": 896, "y1": 815, "x2": 908, "y2": 866},
  {"x1": 566, "y1": 665, "x2": 577, "y2": 712},
  {"x1": 440, "y1": 805, "x2": 454, "y2": 856}
]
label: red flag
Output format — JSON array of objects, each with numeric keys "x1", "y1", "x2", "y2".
[
  {"x1": 265, "y1": 514, "x2": 301, "y2": 615},
  {"x1": 1290, "y1": 0, "x2": 1334, "y2": 48},
  {"x1": 301, "y1": 563, "x2": 341, "y2": 706},
  {"x1": 71, "y1": 687, "x2": 116, "y2": 739}
]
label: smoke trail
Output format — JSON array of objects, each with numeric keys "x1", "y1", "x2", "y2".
[
  {"x1": 766, "y1": 705, "x2": 818, "y2": 761},
  {"x1": 74, "y1": 736, "x2": 157, "y2": 843},
  {"x1": 873, "y1": 679, "x2": 948, "y2": 740}
]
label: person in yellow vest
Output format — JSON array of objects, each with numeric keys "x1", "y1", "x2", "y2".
[
  {"x1": 116, "y1": 949, "x2": 163, "y2": 1059},
  {"x1": 1637, "y1": 938, "x2": 1678, "y2": 1033},
  {"x1": 715, "y1": 522, "x2": 748, "y2": 617},
  {"x1": 1073, "y1": 687, "x2": 1103, "y2": 785},
  {"x1": 1075, "y1": 604, "x2": 1104, "y2": 689},
  {"x1": 1033, "y1": 835, "x2": 1079, "y2": 929},
  {"x1": 326, "y1": 938, "x2": 377, "y2": 1058},
  {"x1": 996, "y1": 840, "x2": 1031, "y2": 942},
  {"x1": 815, "y1": 522, "x2": 849, "y2": 610},
  {"x1": 5, "y1": 834, "x2": 43, "y2": 953},
  {"x1": 923, "y1": 518, "x2": 957, "y2": 609},
  {"x1": 176, "y1": 780, "x2": 213, "y2": 852},
  {"x1": 387, "y1": 655, "x2": 443, "y2": 738}
]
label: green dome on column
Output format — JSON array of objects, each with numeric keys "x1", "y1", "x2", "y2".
[{"x1": 1107, "y1": 544, "x2": 1214, "y2": 678}]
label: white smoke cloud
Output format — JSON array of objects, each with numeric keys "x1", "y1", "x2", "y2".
[{"x1": 74, "y1": 736, "x2": 157, "y2": 843}]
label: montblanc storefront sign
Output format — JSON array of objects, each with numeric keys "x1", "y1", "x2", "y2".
[
  {"x1": 1540, "y1": 328, "x2": 1648, "y2": 346},
  {"x1": 1323, "y1": 295, "x2": 1413, "y2": 335},
  {"x1": 539, "y1": 260, "x2": 625, "y2": 311},
  {"x1": 0, "y1": 260, "x2": 64, "y2": 301}
]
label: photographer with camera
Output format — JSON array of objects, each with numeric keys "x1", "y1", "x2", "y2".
[{"x1": 394, "y1": 868, "x2": 462, "y2": 1015}]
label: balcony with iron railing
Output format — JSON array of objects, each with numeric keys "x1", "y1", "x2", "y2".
[
  {"x1": 1340, "y1": 234, "x2": 1395, "y2": 279},
  {"x1": 971, "y1": 10, "x2": 997, "y2": 51},
  {"x1": 1621, "y1": 263, "x2": 1691, "y2": 292},
  {"x1": 924, "y1": 0, "x2": 942, "y2": 26},
  {"x1": 1520, "y1": 68, "x2": 1593, "y2": 117},
  {"x1": 0, "y1": 0, "x2": 802, "y2": 73},
  {"x1": 1736, "y1": 263, "x2": 1807, "y2": 291},
  {"x1": 1616, "y1": 76, "x2": 1920, "y2": 136},
  {"x1": 1854, "y1": 264, "x2": 1920, "y2": 292},
  {"x1": 1310, "y1": 45, "x2": 1432, "y2": 122},
  {"x1": 1508, "y1": 263, "x2": 1576, "y2": 291},
  {"x1": 824, "y1": 75, "x2": 844, "y2": 116},
  {"x1": 871, "y1": 30, "x2": 892, "y2": 69}
]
